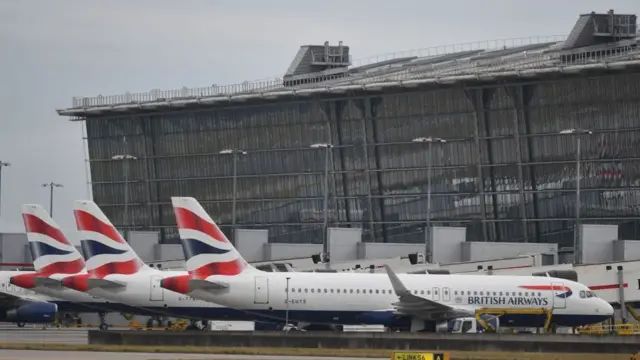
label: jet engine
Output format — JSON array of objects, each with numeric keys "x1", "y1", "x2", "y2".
[{"x1": 5, "y1": 302, "x2": 58, "y2": 324}]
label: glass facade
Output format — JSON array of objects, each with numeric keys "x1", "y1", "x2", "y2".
[{"x1": 85, "y1": 72, "x2": 640, "y2": 245}]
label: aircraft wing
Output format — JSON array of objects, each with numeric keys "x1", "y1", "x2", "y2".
[
  {"x1": 384, "y1": 265, "x2": 474, "y2": 321},
  {"x1": 0, "y1": 288, "x2": 44, "y2": 309}
]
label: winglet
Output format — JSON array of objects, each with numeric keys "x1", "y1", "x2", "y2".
[{"x1": 384, "y1": 265, "x2": 411, "y2": 298}]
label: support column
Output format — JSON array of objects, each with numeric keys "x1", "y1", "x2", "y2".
[
  {"x1": 519, "y1": 85, "x2": 540, "y2": 242},
  {"x1": 506, "y1": 86, "x2": 530, "y2": 243},
  {"x1": 354, "y1": 98, "x2": 378, "y2": 242},
  {"x1": 465, "y1": 89, "x2": 492, "y2": 242},
  {"x1": 320, "y1": 100, "x2": 350, "y2": 227}
]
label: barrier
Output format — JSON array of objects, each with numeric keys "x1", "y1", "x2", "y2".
[
  {"x1": 89, "y1": 330, "x2": 640, "y2": 354},
  {"x1": 391, "y1": 352, "x2": 449, "y2": 360}
]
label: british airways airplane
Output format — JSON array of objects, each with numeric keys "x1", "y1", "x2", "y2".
[
  {"x1": 163, "y1": 196, "x2": 615, "y2": 332},
  {"x1": 8, "y1": 204, "x2": 154, "y2": 329},
  {"x1": 58, "y1": 199, "x2": 281, "y2": 327}
]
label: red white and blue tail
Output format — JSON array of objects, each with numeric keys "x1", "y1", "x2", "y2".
[
  {"x1": 12, "y1": 204, "x2": 87, "y2": 290},
  {"x1": 21, "y1": 204, "x2": 86, "y2": 275},
  {"x1": 171, "y1": 197, "x2": 256, "y2": 278},
  {"x1": 73, "y1": 200, "x2": 147, "y2": 278}
]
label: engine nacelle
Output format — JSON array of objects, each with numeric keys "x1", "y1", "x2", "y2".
[{"x1": 6, "y1": 302, "x2": 58, "y2": 324}]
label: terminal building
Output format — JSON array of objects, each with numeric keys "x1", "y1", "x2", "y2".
[{"x1": 54, "y1": 10, "x2": 640, "y2": 256}]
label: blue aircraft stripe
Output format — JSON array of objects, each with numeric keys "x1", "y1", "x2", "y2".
[
  {"x1": 29, "y1": 241, "x2": 73, "y2": 259},
  {"x1": 80, "y1": 239, "x2": 127, "y2": 259},
  {"x1": 180, "y1": 238, "x2": 229, "y2": 260}
]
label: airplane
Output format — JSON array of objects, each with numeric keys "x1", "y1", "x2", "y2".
[
  {"x1": 57, "y1": 199, "x2": 283, "y2": 329},
  {"x1": 8, "y1": 204, "x2": 160, "y2": 329},
  {"x1": 163, "y1": 196, "x2": 615, "y2": 332}
]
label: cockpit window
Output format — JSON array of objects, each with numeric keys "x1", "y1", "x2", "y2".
[
  {"x1": 579, "y1": 290, "x2": 586, "y2": 299},
  {"x1": 586, "y1": 291, "x2": 596, "y2": 298}
]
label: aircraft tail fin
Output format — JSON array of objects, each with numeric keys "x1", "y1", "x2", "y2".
[
  {"x1": 171, "y1": 196, "x2": 257, "y2": 278},
  {"x1": 73, "y1": 200, "x2": 148, "y2": 278},
  {"x1": 21, "y1": 204, "x2": 86, "y2": 276}
]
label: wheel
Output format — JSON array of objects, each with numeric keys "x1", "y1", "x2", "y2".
[
  {"x1": 99, "y1": 323, "x2": 109, "y2": 331},
  {"x1": 16, "y1": 322, "x2": 25, "y2": 328}
]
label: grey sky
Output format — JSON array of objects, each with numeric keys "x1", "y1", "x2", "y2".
[{"x1": 0, "y1": 0, "x2": 637, "y2": 242}]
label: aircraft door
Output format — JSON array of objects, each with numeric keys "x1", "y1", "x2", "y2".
[
  {"x1": 150, "y1": 275, "x2": 164, "y2": 301},
  {"x1": 432, "y1": 287, "x2": 440, "y2": 301},
  {"x1": 254, "y1": 276, "x2": 269, "y2": 304},
  {"x1": 443, "y1": 287, "x2": 451, "y2": 302},
  {"x1": 551, "y1": 282, "x2": 566, "y2": 309}
]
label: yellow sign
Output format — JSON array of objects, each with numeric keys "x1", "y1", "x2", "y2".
[{"x1": 392, "y1": 352, "x2": 449, "y2": 360}]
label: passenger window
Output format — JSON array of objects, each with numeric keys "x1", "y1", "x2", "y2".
[
  {"x1": 479, "y1": 291, "x2": 483, "y2": 296},
  {"x1": 427, "y1": 290, "x2": 431, "y2": 295},
  {"x1": 350, "y1": 289, "x2": 353, "y2": 293},
  {"x1": 304, "y1": 289, "x2": 308, "y2": 293},
  {"x1": 474, "y1": 291, "x2": 477, "y2": 295},
  {"x1": 336, "y1": 289, "x2": 340, "y2": 293},
  {"x1": 330, "y1": 289, "x2": 334, "y2": 293},
  {"x1": 524, "y1": 292, "x2": 528, "y2": 296},
  {"x1": 317, "y1": 288, "x2": 321, "y2": 293},
  {"x1": 356, "y1": 289, "x2": 360, "y2": 294},
  {"x1": 376, "y1": 290, "x2": 379, "y2": 294},
  {"x1": 311, "y1": 289, "x2": 314, "y2": 293},
  {"x1": 538, "y1": 292, "x2": 542, "y2": 296},
  {"x1": 324, "y1": 289, "x2": 328, "y2": 293},
  {"x1": 369, "y1": 289, "x2": 373, "y2": 294},
  {"x1": 454, "y1": 291, "x2": 458, "y2": 295},
  {"x1": 499, "y1": 292, "x2": 503, "y2": 296},
  {"x1": 492, "y1": 292, "x2": 496, "y2": 296}
]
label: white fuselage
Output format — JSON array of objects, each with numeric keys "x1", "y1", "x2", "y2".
[
  {"x1": 188, "y1": 271, "x2": 613, "y2": 328},
  {"x1": 82, "y1": 269, "x2": 264, "y2": 321}
]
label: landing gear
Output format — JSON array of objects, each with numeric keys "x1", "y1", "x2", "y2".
[
  {"x1": 16, "y1": 322, "x2": 25, "y2": 328},
  {"x1": 98, "y1": 312, "x2": 108, "y2": 331},
  {"x1": 146, "y1": 316, "x2": 170, "y2": 329}
]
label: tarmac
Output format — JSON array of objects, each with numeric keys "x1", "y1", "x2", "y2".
[{"x1": 0, "y1": 350, "x2": 385, "y2": 360}]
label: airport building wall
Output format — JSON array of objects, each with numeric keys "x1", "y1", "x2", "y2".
[
  {"x1": 75, "y1": 70, "x2": 640, "y2": 248},
  {"x1": 4, "y1": 224, "x2": 640, "y2": 268}
]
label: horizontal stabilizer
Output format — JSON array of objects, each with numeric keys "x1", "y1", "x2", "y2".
[
  {"x1": 34, "y1": 277, "x2": 63, "y2": 288},
  {"x1": 86, "y1": 278, "x2": 125, "y2": 289},
  {"x1": 189, "y1": 278, "x2": 229, "y2": 291}
]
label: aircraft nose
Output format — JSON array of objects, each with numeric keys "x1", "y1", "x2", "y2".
[{"x1": 603, "y1": 301, "x2": 614, "y2": 316}]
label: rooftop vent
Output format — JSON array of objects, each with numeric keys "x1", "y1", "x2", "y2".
[
  {"x1": 564, "y1": 9, "x2": 637, "y2": 49},
  {"x1": 283, "y1": 41, "x2": 351, "y2": 86}
]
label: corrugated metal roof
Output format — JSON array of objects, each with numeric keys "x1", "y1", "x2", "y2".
[{"x1": 56, "y1": 34, "x2": 640, "y2": 117}]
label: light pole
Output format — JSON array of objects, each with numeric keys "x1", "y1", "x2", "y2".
[
  {"x1": 310, "y1": 143, "x2": 333, "y2": 262},
  {"x1": 41, "y1": 182, "x2": 63, "y2": 217},
  {"x1": 559, "y1": 129, "x2": 592, "y2": 264},
  {"x1": 112, "y1": 154, "x2": 137, "y2": 240},
  {"x1": 0, "y1": 161, "x2": 10, "y2": 218},
  {"x1": 285, "y1": 276, "x2": 291, "y2": 332},
  {"x1": 219, "y1": 149, "x2": 247, "y2": 232},
  {"x1": 412, "y1": 137, "x2": 447, "y2": 263}
]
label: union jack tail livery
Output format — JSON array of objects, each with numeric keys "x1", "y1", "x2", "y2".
[
  {"x1": 171, "y1": 197, "x2": 255, "y2": 279},
  {"x1": 11, "y1": 204, "x2": 87, "y2": 289},
  {"x1": 73, "y1": 200, "x2": 147, "y2": 278}
]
